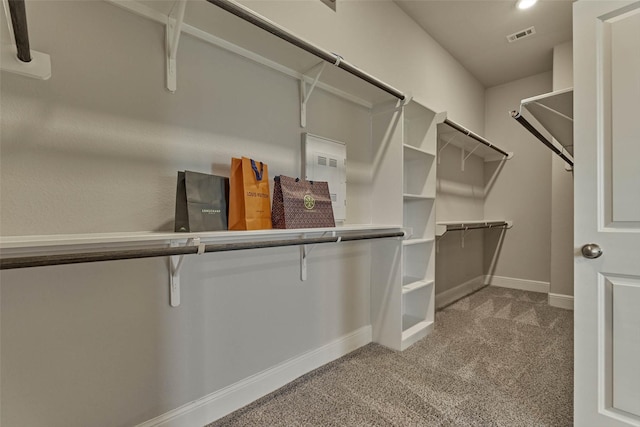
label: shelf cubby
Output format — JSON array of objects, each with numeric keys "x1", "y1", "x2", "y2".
[{"x1": 403, "y1": 198, "x2": 435, "y2": 241}]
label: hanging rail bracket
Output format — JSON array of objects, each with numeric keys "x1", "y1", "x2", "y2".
[
  {"x1": 300, "y1": 231, "x2": 333, "y2": 281},
  {"x1": 461, "y1": 143, "x2": 481, "y2": 171},
  {"x1": 165, "y1": 0, "x2": 187, "y2": 93},
  {"x1": 438, "y1": 134, "x2": 457, "y2": 164},
  {"x1": 169, "y1": 237, "x2": 204, "y2": 307},
  {"x1": 299, "y1": 61, "x2": 327, "y2": 127},
  {"x1": 0, "y1": 0, "x2": 51, "y2": 80}
]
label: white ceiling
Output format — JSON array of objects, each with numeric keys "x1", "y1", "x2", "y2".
[{"x1": 394, "y1": 0, "x2": 573, "y2": 87}]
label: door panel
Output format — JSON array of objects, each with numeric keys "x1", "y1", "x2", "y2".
[
  {"x1": 611, "y1": 276, "x2": 640, "y2": 415},
  {"x1": 574, "y1": 1, "x2": 640, "y2": 426},
  {"x1": 606, "y1": 7, "x2": 640, "y2": 223}
]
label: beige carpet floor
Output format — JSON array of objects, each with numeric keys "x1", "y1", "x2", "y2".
[{"x1": 207, "y1": 286, "x2": 574, "y2": 426}]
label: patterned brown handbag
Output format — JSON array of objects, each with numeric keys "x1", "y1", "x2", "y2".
[{"x1": 272, "y1": 175, "x2": 336, "y2": 229}]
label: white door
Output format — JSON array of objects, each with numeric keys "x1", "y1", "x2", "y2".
[{"x1": 574, "y1": 1, "x2": 640, "y2": 426}]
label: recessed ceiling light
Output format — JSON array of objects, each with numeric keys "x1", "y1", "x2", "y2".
[{"x1": 517, "y1": 0, "x2": 538, "y2": 10}]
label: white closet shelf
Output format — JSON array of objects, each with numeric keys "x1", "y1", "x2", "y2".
[
  {"x1": 435, "y1": 220, "x2": 513, "y2": 237},
  {"x1": 436, "y1": 116, "x2": 512, "y2": 162},
  {"x1": 402, "y1": 238, "x2": 434, "y2": 246},
  {"x1": 519, "y1": 88, "x2": 573, "y2": 155},
  {"x1": 403, "y1": 194, "x2": 435, "y2": 201},
  {"x1": 511, "y1": 88, "x2": 574, "y2": 167},
  {"x1": 0, "y1": 224, "x2": 404, "y2": 254},
  {"x1": 402, "y1": 279, "x2": 434, "y2": 294},
  {"x1": 106, "y1": 0, "x2": 403, "y2": 108},
  {"x1": 403, "y1": 144, "x2": 435, "y2": 161}
]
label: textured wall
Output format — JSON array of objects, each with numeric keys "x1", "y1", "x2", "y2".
[
  {"x1": 550, "y1": 41, "x2": 575, "y2": 297},
  {"x1": 484, "y1": 72, "x2": 553, "y2": 283},
  {"x1": 0, "y1": 1, "x2": 486, "y2": 426},
  {"x1": 243, "y1": 0, "x2": 486, "y2": 132},
  {"x1": 435, "y1": 142, "x2": 485, "y2": 296}
]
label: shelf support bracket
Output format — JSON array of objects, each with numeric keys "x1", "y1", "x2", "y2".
[
  {"x1": 461, "y1": 227, "x2": 471, "y2": 248},
  {"x1": 165, "y1": 0, "x2": 187, "y2": 93},
  {"x1": 169, "y1": 237, "x2": 203, "y2": 307},
  {"x1": 461, "y1": 144, "x2": 481, "y2": 171},
  {"x1": 438, "y1": 134, "x2": 457, "y2": 164},
  {"x1": 299, "y1": 62, "x2": 326, "y2": 128},
  {"x1": 300, "y1": 231, "x2": 333, "y2": 281}
]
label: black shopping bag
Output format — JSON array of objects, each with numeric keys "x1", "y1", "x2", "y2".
[{"x1": 174, "y1": 171, "x2": 229, "y2": 232}]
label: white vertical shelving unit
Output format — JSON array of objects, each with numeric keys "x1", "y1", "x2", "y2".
[
  {"x1": 401, "y1": 100, "x2": 437, "y2": 349},
  {"x1": 370, "y1": 99, "x2": 437, "y2": 351}
]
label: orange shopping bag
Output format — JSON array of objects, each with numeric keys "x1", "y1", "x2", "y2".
[{"x1": 228, "y1": 157, "x2": 272, "y2": 230}]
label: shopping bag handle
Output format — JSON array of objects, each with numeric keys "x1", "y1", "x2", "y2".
[
  {"x1": 294, "y1": 177, "x2": 314, "y2": 184},
  {"x1": 250, "y1": 159, "x2": 264, "y2": 181}
]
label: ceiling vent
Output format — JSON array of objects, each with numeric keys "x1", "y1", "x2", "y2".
[{"x1": 507, "y1": 26, "x2": 536, "y2": 43}]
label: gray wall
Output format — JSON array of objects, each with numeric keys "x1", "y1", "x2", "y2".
[
  {"x1": 484, "y1": 72, "x2": 553, "y2": 283},
  {"x1": 435, "y1": 142, "x2": 485, "y2": 295},
  {"x1": 436, "y1": 71, "x2": 556, "y2": 296},
  {"x1": 0, "y1": 1, "x2": 485, "y2": 426},
  {"x1": 550, "y1": 41, "x2": 575, "y2": 297},
  {"x1": 243, "y1": 0, "x2": 486, "y2": 130}
]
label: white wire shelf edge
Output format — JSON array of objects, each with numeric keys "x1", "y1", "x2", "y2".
[
  {"x1": 402, "y1": 238, "x2": 435, "y2": 246},
  {"x1": 0, "y1": 224, "x2": 404, "y2": 253},
  {"x1": 403, "y1": 144, "x2": 436, "y2": 159},
  {"x1": 403, "y1": 194, "x2": 435, "y2": 200},
  {"x1": 402, "y1": 279, "x2": 434, "y2": 294}
]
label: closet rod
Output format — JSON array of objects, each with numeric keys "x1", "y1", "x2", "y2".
[
  {"x1": 0, "y1": 231, "x2": 405, "y2": 270},
  {"x1": 444, "y1": 118, "x2": 510, "y2": 158},
  {"x1": 205, "y1": 0, "x2": 405, "y2": 101},
  {"x1": 7, "y1": 0, "x2": 31, "y2": 62},
  {"x1": 510, "y1": 111, "x2": 574, "y2": 167},
  {"x1": 445, "y1": 222, "x2": 509, "y2": 232}
]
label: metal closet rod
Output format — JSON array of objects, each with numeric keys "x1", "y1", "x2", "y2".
[
  {"x1": 205, "y1": 0, "x2": 405, "y2": 101},
  {"x1": 8, "y1": 0, "x2": 31, "y2": 62},
  {"x1": 0, "y1": 231, "x2": 405, "y2": 270},
  {"x1": 445, "y1": 221, "x2": 509, "y2": 232},
  {"x1": 510, "y1": 111, "x2": 574, "y2": 167},
  {"x1": 444, "y1": 118, "x2": 510, "y2": 158}
]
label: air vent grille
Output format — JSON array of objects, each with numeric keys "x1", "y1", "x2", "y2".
[{"x1": 507, "y1": 26, "x2": 536, "y2": 43}]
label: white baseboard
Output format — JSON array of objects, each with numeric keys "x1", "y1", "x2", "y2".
[
  {"x1": 548, "y1": 293, "x2": 574, "y2": 310},
  {"x1": 485, "y1": 275, "x2": 549, "y2": 293},
  {"x1": 135, "y1": 326, "x2": 372, "y2": 427},
  {"x1": 435, "y1": 275, "x2": 485, "y2": 309}
]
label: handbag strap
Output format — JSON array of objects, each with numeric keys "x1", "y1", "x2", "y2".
[
  {"x1": 250, "y1": 159, "x2": 264, "y2": 181},
  {"x1": 294, "y1": 177, "x2": 314, "y2": 184}
]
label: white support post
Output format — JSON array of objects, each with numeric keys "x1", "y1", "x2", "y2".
[
  {"x1": 169, "y1": 237, "x2": 202, "y2": 307},
  {"x1": 300, "y1": 245, "x2": 308, "y2": 281},
  {"x1": 165, "y1": 0, "x2": 187, "y2": 93},
  {"x1": 299, "y1": 62, "x2": 326, "y2": 127}
]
